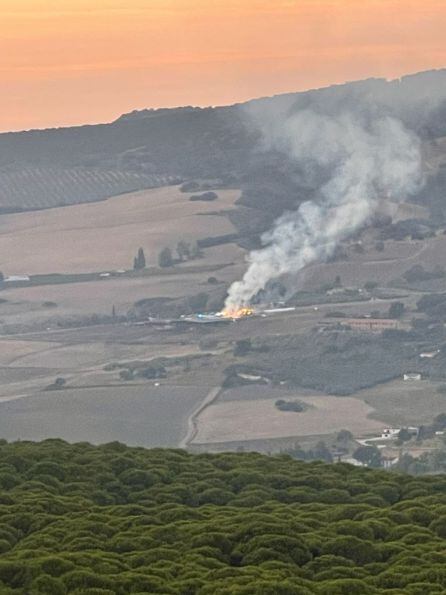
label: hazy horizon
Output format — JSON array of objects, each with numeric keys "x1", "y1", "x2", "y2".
[
  {"x1": 2, "y1": 0, "x2": 446, "y2": 133},
  {"x1": 2, "y1": 65, "x2": 445, "y2": 135}
]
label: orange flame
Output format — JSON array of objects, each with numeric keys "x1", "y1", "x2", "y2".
[{"x1": 221, "y1": 307, "x2": 254, "y2": 319}]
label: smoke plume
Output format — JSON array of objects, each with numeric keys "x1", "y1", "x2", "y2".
[{"x1": 225, "y1": 108, "x2": 422, "y2": 309}]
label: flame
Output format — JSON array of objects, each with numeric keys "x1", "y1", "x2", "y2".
[{"x1": 221, "y1": 306, "x2": 254, "y2": 319}]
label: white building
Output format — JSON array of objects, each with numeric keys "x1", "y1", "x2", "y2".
[
  {"x1": 382, "y1": 455, "x2": 399, "y2": 469},
  {"x1": 4, "y1": 275, "x2": 30, "y2": 282},
  {"x1": 381, "y1": 428, "x2": 400, "y2": 439},
  {"x1": 403, "y1": 373, "x2": 421, "y2": 381},
  {"x1": 419, "y1": 350, "x2": 440, "y2": 359}
]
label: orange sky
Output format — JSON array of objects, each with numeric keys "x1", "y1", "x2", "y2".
[{"x1": 2, "y1": 0, "x2": 446, "y2": 132}]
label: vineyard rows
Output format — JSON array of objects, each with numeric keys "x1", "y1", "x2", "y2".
[{"x1": 0, "y1": 166, "x2": 179, "y2": 212}]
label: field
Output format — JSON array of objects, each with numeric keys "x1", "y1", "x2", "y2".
[
  {"x1": 0, "y1": 178, "x2": 444, "y2": 452},
  {"x1": 0, "y1": 185, "x2": 241, "y2": 275},
  {"x1": 192, "y1": 388, "x2": 383, "y2": 445},
  {"x1": 301, "y1": 237, "x2": 435, "y2": 289},
  {"x1": 0, "y1": 183, "x2": 246, "y2": 329},
  {"x1": 0, "y1": 263, "x2": 244, "y2": 325},
  {"x1": 189, "y1": 373, "x2": 446, "y2": 450},
  {"x1": 355, "y1": 378, "x2": 446, "y2": 426},
  {"x1": 0, "y1": 72, "x2": 445, "y2": 458},
  {"x1": 0, "y1": 385, "x2": 208, "y2": 447},
  {"x1": 0, "y1": 166, "x2": 177, "y2": 212},
  {"x1": 0, "y1": 324, "x2": 214, "y2": 447}
]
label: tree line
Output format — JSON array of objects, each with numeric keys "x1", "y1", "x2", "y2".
[{"x1": 132, "y1": 240, "x2": 202, "y2": 271}]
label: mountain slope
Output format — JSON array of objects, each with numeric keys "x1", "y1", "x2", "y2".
[{"x1": 0, "y1": 69, "x2": 445, "y2": 215}]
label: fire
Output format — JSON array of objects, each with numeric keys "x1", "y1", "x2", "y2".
[{"x1": 221, "y1": 306, "x2": 254, "y2": 319}]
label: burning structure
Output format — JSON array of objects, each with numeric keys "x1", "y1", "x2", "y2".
[
  {"x1": 223, "y1": 103, "x2": 422, "y2": 313},
  {"x1": 221, "y1": 306, "x2": 254, "y2": 320}
]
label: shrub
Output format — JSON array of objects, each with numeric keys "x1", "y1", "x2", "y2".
[
  {"x1": 189, "y1": 191, "x2": 218, "y2": 202},
  {"x1": 158, "y1": 247, "x2": 173, "y2": 268}
]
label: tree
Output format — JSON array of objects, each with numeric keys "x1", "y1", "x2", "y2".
[
  {"x1": 176, "y1": 241, "x2": 191, "y2": 261},
  {"x1": 364, "y1": 281, "x2": 378, "y2": 292},
  {"x1": 388, "y1": 302, "x2": 405, "y2": 319},
  {"x1": 47, "y1": 376, "x2": 67, "y2": 390},
  {"x1": 190, "y1": 241, "x2": 202, "y2": 259},
  {"x1": 336, "y1": 430, "x2": 353, "y2": 445},
  {"x1": 313, "y1": 441, "x2": 333, "y2": 463},
  {"x1": 180, "y1": 180, "x2": 200, "y2": 193},
  {"x1": 234, "y1": 339, "x2": 252, "y2": 356},
  {"x1": 375, "y1": 241, "x2": 385, "y2": 252},
  {"x1": 189, "y1": 191, "x2": 218, "y2": 202},
  {"x1": 353, "y1": 445, "x2": 382, "y2": 468},
  {"x1": 433, "y1": 413, "x2": 446, "y2": 431},
  {"x1": 133, "y1": 247, "x2": 146, "y2": 270},
  {"x1": 398, "y1": 428, "x2": 412, "y2": 442},
  {"x1": 158, "y1": 247, "x2": 173, "y2": 268}
]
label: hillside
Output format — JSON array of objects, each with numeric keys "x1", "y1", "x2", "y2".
[
  {"x1": 0, "y1": 167, "x2": 177, "y2": 213},
  {"x1": 0, "y1": 440, "x2": 445, "y2": 594},
  {"x1": 0, "y1": 69, "x2": 445, "y2": 220}
]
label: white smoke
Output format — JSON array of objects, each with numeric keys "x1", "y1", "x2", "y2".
[{"x1": 225, "y1": 109, "x2": 422, "y2": 309}]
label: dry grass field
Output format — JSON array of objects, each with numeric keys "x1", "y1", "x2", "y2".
[
  {"x1": 355, "y1": 379, "x2": 446, "y2": 426},
  {"x1": 0, "y1": 257, "x2": 245, "y2": 327},
  {"x1": 0, "y1": 385, "x2": 208, "y2": 447},
  {"x1": 0, "y1": 179, "x2": 442, "y2": 450},
  {"x1": 0, "y1": 326, "x2": 213, "y2": 447},
  {"x1": 192, "y1": 392, "x2": 383, "y2": 445},
  {"x1": 0, "y1": 271, "x2": 230, "y2": 319},
  {"x1": 0, "y1": 339, "x2": 56, "y2": 366},
  {"x1": 7, "y1": 341, "x2": 201, "y2": 371},
  {"x1": 0, "y1": 185, "x2": 241, "y2": 275},
  {"x1": 301, "y1": 234, "x2": 446, "y2": 290}
]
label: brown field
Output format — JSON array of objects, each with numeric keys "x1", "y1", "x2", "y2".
[
  {"x1": 0, "y1": 269, "x2": 235, "y2": 320},
  {"x1": 301, "y1": 234, "x2": 446, "y2": 289},
  {"x1": 355, "y1": 379, "x2": 446, "y2": 426},
  {"x1": 0, "y1": 258, "x2": 246, "y2": 327},
  {"x1": 6, "y1": 341, "x2": 201, "y2": 370},
  {"x1": 0, "y1": 384, "x2": 208, "y2": 447},
  {"x1": 0, "y1": 339, "x2": 57, "y2": 366},
  {"x1": 0, "y1": 186, "x2": 241, "y2": 275},
  {"x1": 0, "y1": 181, "x2": 442, "y2": 450},
  {"x1": 0, "y1": 326, "x2": 207, "y2": 405},
  {"x1": 192, "y1": 392, "x2": 383, "y2": 444}
]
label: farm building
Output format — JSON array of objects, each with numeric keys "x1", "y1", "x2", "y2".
[
  {"x1": 321, "y1": 318, "x2": 402, "y2": 332},
  {"x1": 382, "y1": 427, "x2": 419, "y2": 439},
  {"x1": 419, "y1": 350, "x2": 440, "y2": 359},
  {"x1": 344, "y1": 318, "x2": 401, "y2": 332},
  {"x1": 403, "y1": 373, "x2": 422, "y2": 381},
  {"x1": 3, "y1": 275, "x2": 30, "y2": 283}
]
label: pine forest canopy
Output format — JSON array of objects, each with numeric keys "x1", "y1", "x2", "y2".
[{"x1": 0, "y1": 440, "x2": 445, "y2": 593}]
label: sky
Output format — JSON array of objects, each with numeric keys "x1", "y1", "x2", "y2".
[{"x1": 2, "y1": 0, "x2": 446, "y2": 132}]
